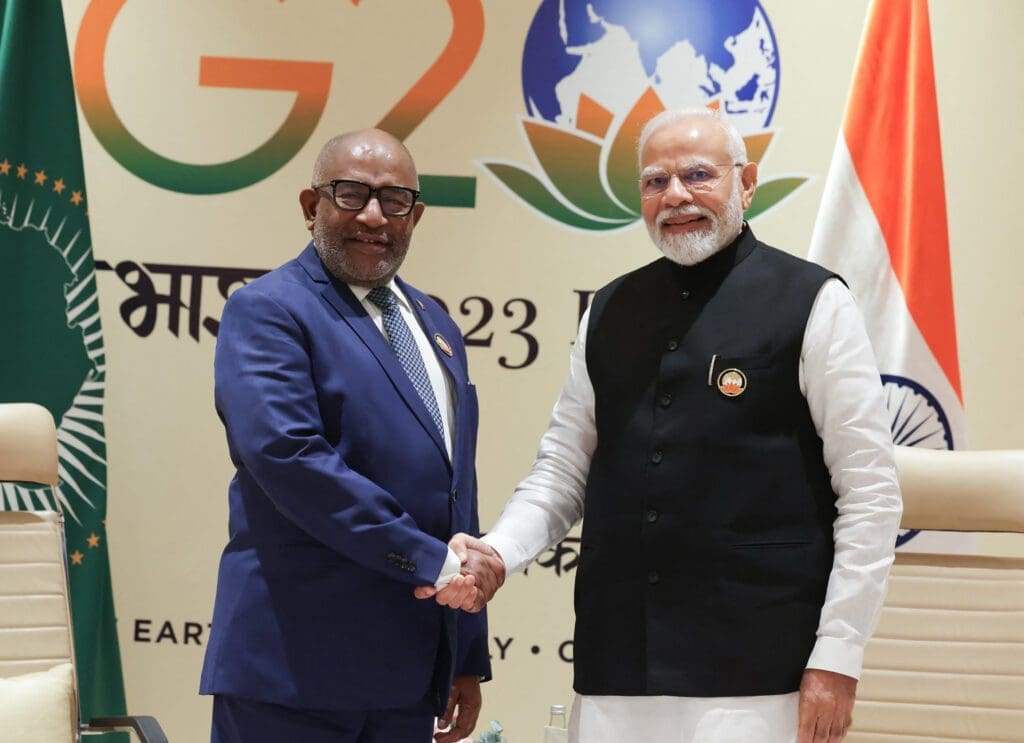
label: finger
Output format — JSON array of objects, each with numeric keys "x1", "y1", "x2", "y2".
[
  {"x1": 433, "y1": 724, "x2": 464, "y2": 743},
  {"x1": 473, "y1": 593, "x2": 486, "y2": 612},
  {"x1": 430, "y1": 577, "x2": 466, "y2": 609},
  {"x1": 448, "y1": 532, "x2": 472, "y2": 562},
  {"x1": 449, "y1": 576, "x2": 477, "y2": 609},
  {"x1": 414, "y1": 586, "x2": 437, "y2": 600},
  {"x1": 459, "y1": 587, "x2": 482, "y2": 612},
  {"x1": 797, "y1": 700, "x2": 815, "y2": 743},
  {"x1": 438, "y1": 685, "x2": 459, "y2": 729},
  {"x1": 457, "y1": 696, "x2": 481, "y2": 734}
]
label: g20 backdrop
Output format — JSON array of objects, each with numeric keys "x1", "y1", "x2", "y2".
[{"x1": 4, "y1": 1, "x2": 1024, "y2": 740}]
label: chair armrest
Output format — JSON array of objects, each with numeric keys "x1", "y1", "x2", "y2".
[{"x1": 86, "y1": 715, "x2": 169, "y2": 743}]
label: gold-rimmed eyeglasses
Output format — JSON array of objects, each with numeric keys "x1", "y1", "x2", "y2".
[{"x1": 639, "y1": 163, "x2": 742, "y2": 199}]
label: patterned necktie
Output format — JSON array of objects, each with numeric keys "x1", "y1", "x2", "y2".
[{"x1": 366, "y1": 286, "x2": 445, "y2": 440}]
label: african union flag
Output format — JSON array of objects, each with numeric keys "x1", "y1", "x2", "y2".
[{"x1": 0, "y1": 0, "x2": 127, "y2": 723}]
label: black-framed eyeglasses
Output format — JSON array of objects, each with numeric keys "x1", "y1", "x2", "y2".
[{"x1": 313, "y1": 179, "x2": 420, "y2": 217}]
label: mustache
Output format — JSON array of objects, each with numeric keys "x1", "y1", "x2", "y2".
[{"x1": 655, "y1": 206, "x2": 714, "y2": 228}]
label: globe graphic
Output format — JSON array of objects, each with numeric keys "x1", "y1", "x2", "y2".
[{"x1": 522, "y1": 0, "x2": 780, "y2": 134}]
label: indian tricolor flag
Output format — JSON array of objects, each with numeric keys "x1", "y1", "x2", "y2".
[{"x1": 808, "y1": 0, "x2": 969, "y2": 551}]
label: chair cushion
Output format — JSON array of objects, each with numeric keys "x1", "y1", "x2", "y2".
[{"x1": 0, "y1": 662, "x2": 75, "y2": 742}]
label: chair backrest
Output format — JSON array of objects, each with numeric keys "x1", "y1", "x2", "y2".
[
  {"x1": 848, "y1": 446, "x2": 1024, "y2": 742},
  {"x1": 0, "y1": 403, "x2": 59, "y2": 487},
  {"x1": 0, "y1": 403, "x2": 79, "y2": 738}
]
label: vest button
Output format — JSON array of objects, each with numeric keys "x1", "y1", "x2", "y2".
[
  {"x1": 450, "y1": 488, "x2": 458, "y2": 502},
  {"x1": 680, "y1": 290, "x2": 691, "y2": 300},
  {"x1": 645, "y1": 509, "x2": 659, "y2": 523},
  {"x1": 650, "y1": 450, "x2": 663, "y2": 464},
  {"x1": 666, "y1": 338, "x2": 679, "y2": 351},
  {"x1": 658, "y1": 393, "x2": 672, "y2": 408},
  {"x1": 647, "y1": 570, "x2": 660, "y2": 584}
]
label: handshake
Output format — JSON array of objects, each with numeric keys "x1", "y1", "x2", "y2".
[{"x1": 414, "y1": 533, "x2": 506, "y2": 613}]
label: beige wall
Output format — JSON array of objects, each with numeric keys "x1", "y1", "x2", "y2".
[{"x1": 58, "y1": 1, "x2": 1024, "y2": 740}]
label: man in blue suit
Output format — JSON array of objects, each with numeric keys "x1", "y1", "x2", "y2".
[{"x1": 200, "y1": 128, "x2": 492, "y2": 742}]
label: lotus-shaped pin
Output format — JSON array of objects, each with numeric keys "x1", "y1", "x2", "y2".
[{"x1": 481, "y1": 88, "x2": 806, "y2": 231}]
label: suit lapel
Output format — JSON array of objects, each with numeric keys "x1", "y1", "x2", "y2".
[
  {"x1": 299, "y1": 245, "x2": 449, "y2": 463},
  {"x1": 397, "y1": 278, "x2": 467, "y2": 384}
]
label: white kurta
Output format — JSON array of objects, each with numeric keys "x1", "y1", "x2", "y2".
[{"x1": 482, "y1": 278, "x2": 903, "y2": 742}]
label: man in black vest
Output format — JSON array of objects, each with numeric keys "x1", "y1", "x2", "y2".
[{"x1": 425, "y1": 108, "x2": 902, "y2": 742}]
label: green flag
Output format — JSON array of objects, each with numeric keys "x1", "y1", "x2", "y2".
[{"x1": 0, "y1": 0, "x2": 127, "y2": 726}]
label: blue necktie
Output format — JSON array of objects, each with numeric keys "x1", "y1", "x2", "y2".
[{"x1": 367, "y1": 287, "x2": 445, "y2": 440}]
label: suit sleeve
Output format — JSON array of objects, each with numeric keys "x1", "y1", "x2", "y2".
[
  {"x1": 455, "y1": 459, "x2": 492, "y2": 681},
  {"x1": 214, "y1": 285, "x2": 449, "y2": 587}
]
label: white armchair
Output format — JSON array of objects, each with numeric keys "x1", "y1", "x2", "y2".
[
  {"x1": 848, "y1": 446, "x2": 1024, "y2": 741},
  {"x1": 0, "y1": 402, "x2": 167, "y2": 742}
]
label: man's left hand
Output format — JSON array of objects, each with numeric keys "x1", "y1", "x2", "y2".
[
  {"x1": 435, "y1": 674, "x2": 481, "y2": 743},
  {"x1": 797, "y1": 668, "x2": 857, "y2": 742}
]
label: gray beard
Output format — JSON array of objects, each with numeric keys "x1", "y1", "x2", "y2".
[
  {"x1": 312, "y1": 220, "x2": 405, "y2": 287},
  {"x1": 647, "y1": 184, "x2": 745, "y2": 266}
]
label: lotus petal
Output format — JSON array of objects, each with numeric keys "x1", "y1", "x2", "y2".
[
  {"x1": 743, "y1": 131, "x2": 773, "y2": 165},
  {"x1": 576, "y1": 94, "x2": 613, "y2": 138},
  {"x1": 481, "y1": 161, "x2": 635, "y2": 231},
  {"x1": 745, "y1": 176, "x2": 808, "y2": 220},
  {"x1": 606, "y1": 87, "x2": 666, "y2": 215},
  {"x1": 522, "y1": 119, "x2": 635, "y2": 220}
]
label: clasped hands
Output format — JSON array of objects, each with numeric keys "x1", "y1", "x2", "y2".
[{"x1": 414, "y1": 533, "x2": 505, "y2": 612}]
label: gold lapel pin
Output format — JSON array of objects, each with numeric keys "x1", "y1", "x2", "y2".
[
  {"x1": 434, "y1": 333, "x2": 453, "y2": 357},
  {"x1": 717, "y1": 368, "x2": 747, "y2": 397}
]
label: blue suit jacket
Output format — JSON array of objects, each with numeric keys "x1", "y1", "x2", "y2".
[{"x1": 199, "y1": 243, "x2": 490, "y2": 713}]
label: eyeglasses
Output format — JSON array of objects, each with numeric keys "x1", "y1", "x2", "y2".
[
  {"x1": 313, "y1": 179, "x2": 420, "y2": 217},
  {"x1": 639, "y1": 163, "x2": 742, "y2": 198}
]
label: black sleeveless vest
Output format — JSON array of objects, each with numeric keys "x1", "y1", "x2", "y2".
[{"x1": 574, "y1": 227, "x2": 839, "y2": 697}]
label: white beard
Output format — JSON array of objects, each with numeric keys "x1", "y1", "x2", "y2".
[{"x1": 647, "y1": 181, "x2": 745, "y2": 266}]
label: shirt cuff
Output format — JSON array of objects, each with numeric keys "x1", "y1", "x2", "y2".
[
  {"x1": 434, "y1": 547, "x2": 462, "y2": 589},
  {"x1": 805, "y1": 636, "x2": 866, "y2": 680},
  {"x1": 480, "y1": 532, "x2": 529, "y2": 575}
]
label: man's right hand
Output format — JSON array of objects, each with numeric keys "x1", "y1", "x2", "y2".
[
  {"x1": 453, "y1": 533, "x2": 505, "y2": 610},
  {"x1": 414, "y1": 533, "x2": 506, "y2": 612}
]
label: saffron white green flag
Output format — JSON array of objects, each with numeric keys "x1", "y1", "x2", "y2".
[{"x1": 808, "y1": 0, "x2": 970, "y2": 551}]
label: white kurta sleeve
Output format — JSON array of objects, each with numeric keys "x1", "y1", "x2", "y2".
[
  {"x1": 799, "y1": 278, "x2": 903, "y2": 679},
  {"x1": 482, "y1": 310, "x2": 597, "y2": 574}
]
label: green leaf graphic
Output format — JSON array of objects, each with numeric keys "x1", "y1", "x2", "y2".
[
  {"x1": 482, "y1": 162, "x2": 634, "y2": 231},
  {"x1": 745, "y1": 177, "x2": 808, "y2": 220}
]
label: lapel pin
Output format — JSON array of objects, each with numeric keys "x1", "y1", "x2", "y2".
[
  {"x1": 434, "y1": 333, "x2": 453, "y2": 357},
  {"x1": 717, "y1": 368, "x2": 747, "y2": 397},
  {"x1": 415, "y1": 298, "x2": 426, "y2": 310}
]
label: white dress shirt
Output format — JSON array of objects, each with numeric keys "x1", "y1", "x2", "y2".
[
  {"x1": 350, "y1": 280, "x2": 463, "y2": 587},
  {"x1": 482, "y1": 278, "x2": 903, "y2": 741}
]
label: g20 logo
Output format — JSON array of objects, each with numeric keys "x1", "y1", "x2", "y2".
[{"x1": 73, "y1": 0, "x2": 482, "y2": 204}]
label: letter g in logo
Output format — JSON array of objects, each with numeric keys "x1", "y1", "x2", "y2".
[{"x1": 74, "y1": 0, "x2": 332, "y2": 195}]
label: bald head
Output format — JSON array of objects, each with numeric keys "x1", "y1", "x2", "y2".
[{"x1": 311, "y1": 128, "x2": 419, "y2": 188}]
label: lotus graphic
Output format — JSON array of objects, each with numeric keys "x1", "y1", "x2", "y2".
[{"x1": 481, "y1": 88, "x2": 807, "y2": 232}]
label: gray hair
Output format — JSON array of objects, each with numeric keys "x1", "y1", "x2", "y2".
[{"x1": 637, "y1": 107, "x2": 747, "y2": 168}]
